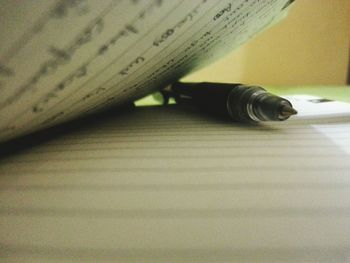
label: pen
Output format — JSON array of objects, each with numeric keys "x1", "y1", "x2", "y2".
[{"x1": 162, "y1": 82, "x2": 297, "y2": 122}]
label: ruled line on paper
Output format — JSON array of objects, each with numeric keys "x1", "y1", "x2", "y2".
[
  {"x1": 314, "y1": 124, "x2": 350, "y2": 154},
  {"x1": 10, "y1": 145, "x2": 347, "y2": 155},
  {"x1": 2, "y1": 182, "x2": 350, "y2": 191},
  {"x1": 4, "y1": 154, "x2": 348, "y2": 164},
  {"x1": 1, "y1": 244, "x2": 349, "y2": 262},
  {"x1": 2, "y1": 166, "x2": 350, "y2": 175},
  {"x1": 2, "y1": 207, "x2": 350, "y2": 218}
]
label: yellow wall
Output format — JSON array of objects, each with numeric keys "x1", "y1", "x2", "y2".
[{"x1": 185, "y1": 0, "x2": 350, "y2": 85}]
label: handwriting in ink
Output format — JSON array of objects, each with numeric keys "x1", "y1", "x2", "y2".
[
  {"x1": 213, "y1": 3, "x2": 231, "y2": 21},
  {"x1": 17, "y1": 1, "x2": 160, "y2": 118},
  {"x1": 97, "y1": 24, "x2": 138, "y2": 56},
  {"x1": 0, "y1": 64, "x2": 14, "y2": 77},
  {"x1": 153, "y1": 1, "x2": 205, "y2": 47},
  {"x1": 81, "y1": 87, "x2": 106, "y2": 101},
  {"x1": 32, "y1": 65, "x2": 87, "y2": 113},
  {"x1": 0, "y1": 18, "x2": 103, "y2": 110},
  {"x1": 119, "y1": 56, "x2": 145, "y2": 76},
  {"x1": 40, "y1": 111, "x2": 65, "y2": 126},
  {"x1": 51, "y1": 0, "x2": 89, "y2": 18}
]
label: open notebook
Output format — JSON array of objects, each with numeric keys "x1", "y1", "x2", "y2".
[
  {"x1": 1, "y1": 103, "x2": 350, "y2": 262},
  {"x1": 0, "y1": 0, "x2": 293, "y2": 142}
]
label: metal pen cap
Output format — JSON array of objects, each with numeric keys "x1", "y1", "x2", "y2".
[{"x1": 227, "y1": 85, "x2": 297, "y2": 122}]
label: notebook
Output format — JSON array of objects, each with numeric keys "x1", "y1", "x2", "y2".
[
  {"x1": 1, "y1": 102, "x2": 350, "y2": 262},
  {"x1": 0, "y1": 0, "x2": 293, "y2": 142},
  {"x1": 2, "y1": 1, "x2": 350, "y2": 261}
]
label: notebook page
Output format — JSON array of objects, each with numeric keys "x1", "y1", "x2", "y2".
[
  {"x1": 1, "y1": 105, "x2": 350, "y2": 262},
  {"x1": 0, "y1": 0, "x2": 292, "y2": 142}
]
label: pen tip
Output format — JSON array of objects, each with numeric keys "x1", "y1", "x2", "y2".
[{"x1": 280, "y1": 105, "x2": 298, "y2": 117}]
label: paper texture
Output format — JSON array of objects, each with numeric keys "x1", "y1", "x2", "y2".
[
  {"x1": 287, "y1": 95, "x2": 350, "y2": 118},
  {"x1": 0, "y1": 0, "x2": 291, "y2": 142},
  {"x1": 1, "y1": 105, "x2": 350, "y2": 262}
]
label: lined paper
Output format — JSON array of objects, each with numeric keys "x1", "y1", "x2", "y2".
[{"x1": 1, "y1": 105, "x2": 350, "y2": 262}]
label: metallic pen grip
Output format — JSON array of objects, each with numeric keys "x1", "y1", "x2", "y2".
[{"x1": 228, "y1": 85, "x2": 296, "y2": 122}]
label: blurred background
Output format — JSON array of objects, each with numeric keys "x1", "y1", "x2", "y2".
[{"x1": 184, "y1": 0, "x2": 350, "y2": 86}]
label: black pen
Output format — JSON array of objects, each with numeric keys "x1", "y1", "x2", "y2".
[{"x1": 162, "y1": 82, "x2": 297, "y2": 123}]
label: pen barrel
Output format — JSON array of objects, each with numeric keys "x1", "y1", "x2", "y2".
[
  {"x1": 171, "y1": 82, "x2": 240, "y2": 118},
  {"x1": 171, "y1": 82, "x2": 295, "y2": 122}
]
